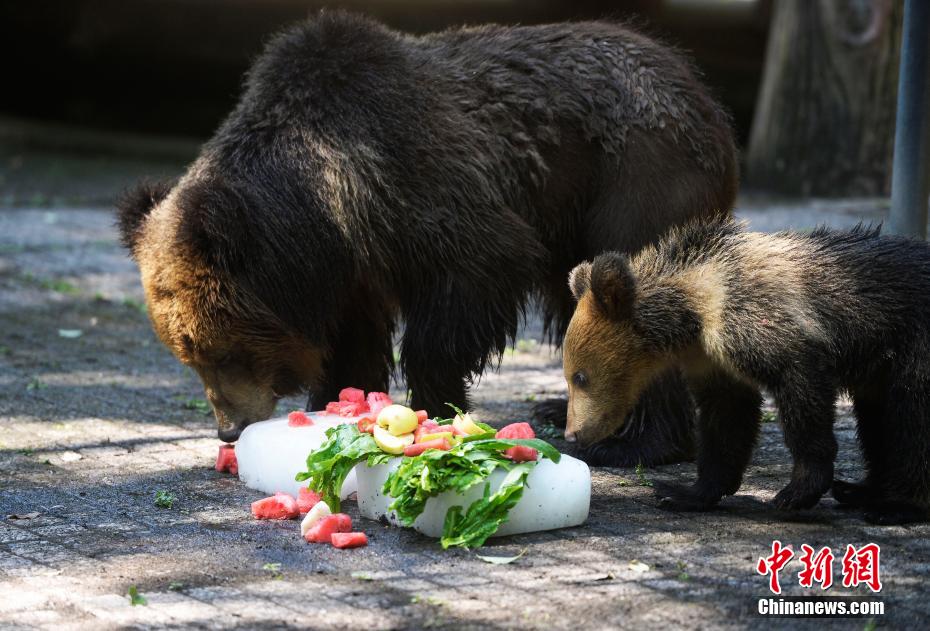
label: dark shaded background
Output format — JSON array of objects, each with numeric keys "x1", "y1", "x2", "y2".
[{"x1": 1, "y1": 0, "x2": 770, "y2": 143}]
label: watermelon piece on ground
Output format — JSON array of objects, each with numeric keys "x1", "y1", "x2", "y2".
[
  {"x1": 215, "y1": 444, "x2": 238, "y2": 475},
  {"x1": 366, "y1": 391, "x2": 393, "y2": 417},
  {"x1": 304, "y1": 513, "x2": 353, "y2": 544},
  {"x1": 496, "y1": 422, "x2": 538, "y2": 462},
  {"x1": 251, "y1": 492, "x2": 299, "y2": 520},
  {"x1": 296, "y1": 487, "x2": 322, "y2": 513},
  {"x1": 287, "y1": 410, "x2": 314, "y2": 427},
  {"x1": 339, "y1": 387, "x2": 366, "y2": 403},
  {"x1": 331, "y1": 532, "x2": 368, "y2": 549},
  {"x1": 324, "y1": 401, "x2": 342, "y2": 415},
  {"x1": 415, "y1": 410, "x2": 429, "y2": 423}
]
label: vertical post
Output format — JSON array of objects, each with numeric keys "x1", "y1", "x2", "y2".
[{"x1": 889, "y1": 0, "x2": 930, "y2": 238}]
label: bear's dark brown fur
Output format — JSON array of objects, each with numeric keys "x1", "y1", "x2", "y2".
[
  {"x1": 117, "y1": 12, "x2": 737, "y2": 449},
  {"x1": 564, "y1": 216, "x2": 930, "y2": 524}
]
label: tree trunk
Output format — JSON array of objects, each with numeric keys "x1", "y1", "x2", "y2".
[{"x1": 746, "y1": 0, "x2": 902, "y2": 197}]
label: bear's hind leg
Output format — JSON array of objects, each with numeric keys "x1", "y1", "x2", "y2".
[
  {"x1": 771, "y1": 368, "x2": 837, "y2": 511},
  {"x1": 863, "y1": 375, "x2": 930, "y2": 524},
  {"x1": 655, "y1": 371, "x2": 762, "y2": 511}
]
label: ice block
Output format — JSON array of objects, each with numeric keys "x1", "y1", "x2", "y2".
[
  {"x1": 235, "y1": 413, "x2": 365, "y2": 498},
  {"x1": 355, "y1": 454, "x2": 591, "y2": 538}
]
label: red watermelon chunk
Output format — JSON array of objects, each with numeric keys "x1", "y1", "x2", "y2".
[
  {"x1": 366, "y1": 391, "x2": 393, "y2": 417},
  {"x1": 496, "y1": 422, "x2": 538, "y2": 462},
  {"x1": 296, "y1": 487, "x2": 322, "y2": 513},
  {"x1": 287, "y1": 410, "x2": 314, "y2": 427},
  {"x1": 304, "y1": 513, "x2": 353, "y2": 544},
  {"x1": 415, "y1": 410, "x2": 429, "y2": 423},
  {"x1": 339, "y1": 402, "x2": 369, "y2": 417},
  {"x1": 331, "y1": 532, "x2": 368, "y2": 549},
  {"x1": 324, "y1": 401, "x2": 343, "y2": 415},
  {"x1": 339, "y1": 387, "x2": 366, "y2": 403},
  {"x1": 251, "y1": 492, "x2": 299, "y2": 520},
  {"x1": 215, "y1": 444, "x2": 238, "y2": 475}
]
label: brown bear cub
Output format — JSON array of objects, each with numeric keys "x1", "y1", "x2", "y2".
[{"x1": 563, "y1": 215, "x2": 930, "y2": 524}]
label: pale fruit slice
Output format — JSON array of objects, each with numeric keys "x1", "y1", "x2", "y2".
[
  {"x1": 453, "y1": 413, "x2": 484, "y2": 436},
  {"x1": 300, "y1": 500, "x2": 332, "y2": 536},
  {"x1": 377, "y1": 405, "x2": 419, "y2": 436},
  {"x1": 373, "y1": 425, "x2": 415, "y2": 454},
  {"x1": 418, "y1": 431, "x2": 454, "y2": 444}
]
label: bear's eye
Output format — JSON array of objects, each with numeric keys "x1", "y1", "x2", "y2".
[{"x1": 572, "y1": 371, "x2": 588, "y2": 388}]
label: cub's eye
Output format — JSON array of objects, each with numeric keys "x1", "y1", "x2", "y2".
[{"x1": 572, "y1": 371, "x2": 588, "y2": 388}]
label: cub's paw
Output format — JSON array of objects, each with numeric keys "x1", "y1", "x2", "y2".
[
  {"x1": 864, "y1": 501, "x2": 928, "y2": 525},
  {"x1": 832, "y1": 479, "x2": 878, "y2": 508},
  {"x1": 533, "y1": 399, "x2": 568, "y2": 428},
  {"x1": 772, "y1": 480, "x2": 827, "y2": 511},
  {"x1": 653, "y1": 481, "x2": 721, "y2": 512}
]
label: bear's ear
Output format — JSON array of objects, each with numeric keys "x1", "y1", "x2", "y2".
[
  {"x1": 116, "y1": 179, "x2": 174, "y2": 252},
  {"x1": 589, "y1": 252, "x2": 637, "y2": 321},
  {"x1": 568, "y1": 262, "x2": 592, "y2": 301},
  {"x1": 176, "y1": 177, "x2": 252, "y2": 270}
]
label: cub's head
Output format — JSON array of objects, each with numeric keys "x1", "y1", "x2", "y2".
[
  {"x1": 116, "y1": 178, "x2": 325, "y2": 441},
  {"x1": 563, "y1": 253, "x2": 698, "y2": 447}
]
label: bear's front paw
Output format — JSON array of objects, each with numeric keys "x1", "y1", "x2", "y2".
[
  {"x1": 772, "y1": 480, "x2": 827, "y2": 511},
  {"x1": 653, "y1": 481, "x2": 721, "y2": 512},
  {"x1": 831, "y1": 479, "x2": 878, "y2": 508},
  {"x1": 533, "y1": 399, "x2": 568, "y2": 428},
  {"x1": 864, "y1": 501, "x2": 928, "y2": 525}
]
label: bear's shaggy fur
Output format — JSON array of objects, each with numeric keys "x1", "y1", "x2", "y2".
[
  {"x1": 117, "y1": 12, "x2": 737, "y2": 448},
  {"x1": 564, "y1": 216, "x2": 930, "y2": 524}
]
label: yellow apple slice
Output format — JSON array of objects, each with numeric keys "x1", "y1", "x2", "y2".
[
  {"x1": 377, "y1": 404, "x2": 420, "y2": 436},
  {"x1": 373, "y1": 425, "x2": 415, "y2": 454}
]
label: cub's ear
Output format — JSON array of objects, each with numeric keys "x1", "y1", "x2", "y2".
[
  {"x1": 568, "y1": 262, "x2": 592, "y2": 301},
  {"x1": 589, "y1": 252, "x2": 636, "y2": 320},
  {"x1": 116, "y1": 179, "x2": 174, "y2": 252}
]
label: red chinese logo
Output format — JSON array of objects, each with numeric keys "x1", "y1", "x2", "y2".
[
  {"x1": 841, "y1": 543, "x2": 882, "y2": 593},
  {"x1": 798, "y1": 544, "x2": 834, "y2": 589},
  {"x1": 757, "y1": 540, "x2": 794, "y2": 595},
  {"x1": 757, "y1": 542, "x2": 882, "y2": 594}
]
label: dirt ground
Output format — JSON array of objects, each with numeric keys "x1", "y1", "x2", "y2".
[{"x1": 0, "y1": 191, "x2": 924, "y2": 630}]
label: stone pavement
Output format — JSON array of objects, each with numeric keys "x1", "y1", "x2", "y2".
[{"x1": 0, "y1": 200, "x2": 925, "y2": 630}]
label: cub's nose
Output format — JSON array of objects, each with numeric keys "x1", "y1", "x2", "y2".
[
  {"x1": 564, "y1": 430, "x2": 577, "y2": 443},
  {"x1": 218, "y1": 426, "x2": 242, "y2": 443}
]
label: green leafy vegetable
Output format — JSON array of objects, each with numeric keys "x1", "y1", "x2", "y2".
[
  {"x1": 127, "y1": 585, "x2": 147, "y2": 606},
  {"x1": 441, "y1": 463, "x2": 535, "y2": 549},
  {"x1": 382, "y1": 437, "x2": 560, "y2": 549},
  {"x1": 295, "y1": 424, "x2": 386, "y2": 511}
]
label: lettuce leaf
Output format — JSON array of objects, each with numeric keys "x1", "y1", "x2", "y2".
[
  {"x1": 382, "y1": 436, "x2": 561, "y2": 548},
  {"x1": 440, "y1": 462, "x2": 535, "y2": 549},
  {"x1": 295, "y1": 424, "x2": 383, "y2": 512}
]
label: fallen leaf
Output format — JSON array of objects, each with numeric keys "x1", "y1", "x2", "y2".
[
  {"x1": 60, "y1": 451, "x2": 82, "y2": 463},
  {"x1": 58, "y1": 329, "x2": 83, "y2": 339},
  {"x1": 629, "y1": 560, "x2": 650, "y2": 573},
  {"x1": 476, "y1": 549, "x2": 526, "y2": 565},
  {"x1": 8, "y1": 512, "x2": 40, "y2": 520}
]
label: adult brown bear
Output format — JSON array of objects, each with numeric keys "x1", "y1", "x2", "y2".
[{"x1": 117, "y1": 12, "x2": 737, "y2": 463}]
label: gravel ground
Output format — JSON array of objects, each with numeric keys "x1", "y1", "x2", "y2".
[{"x1": 0, "y1": 198, "x2": 924, "y2": 630}]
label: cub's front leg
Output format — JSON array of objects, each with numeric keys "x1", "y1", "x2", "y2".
[
  {"x1": 769, "y1": 367, "x2": 837, "y2": 510},
  {"x1": 655, "y1": 370, "x2": 762, "y2": 511}
]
